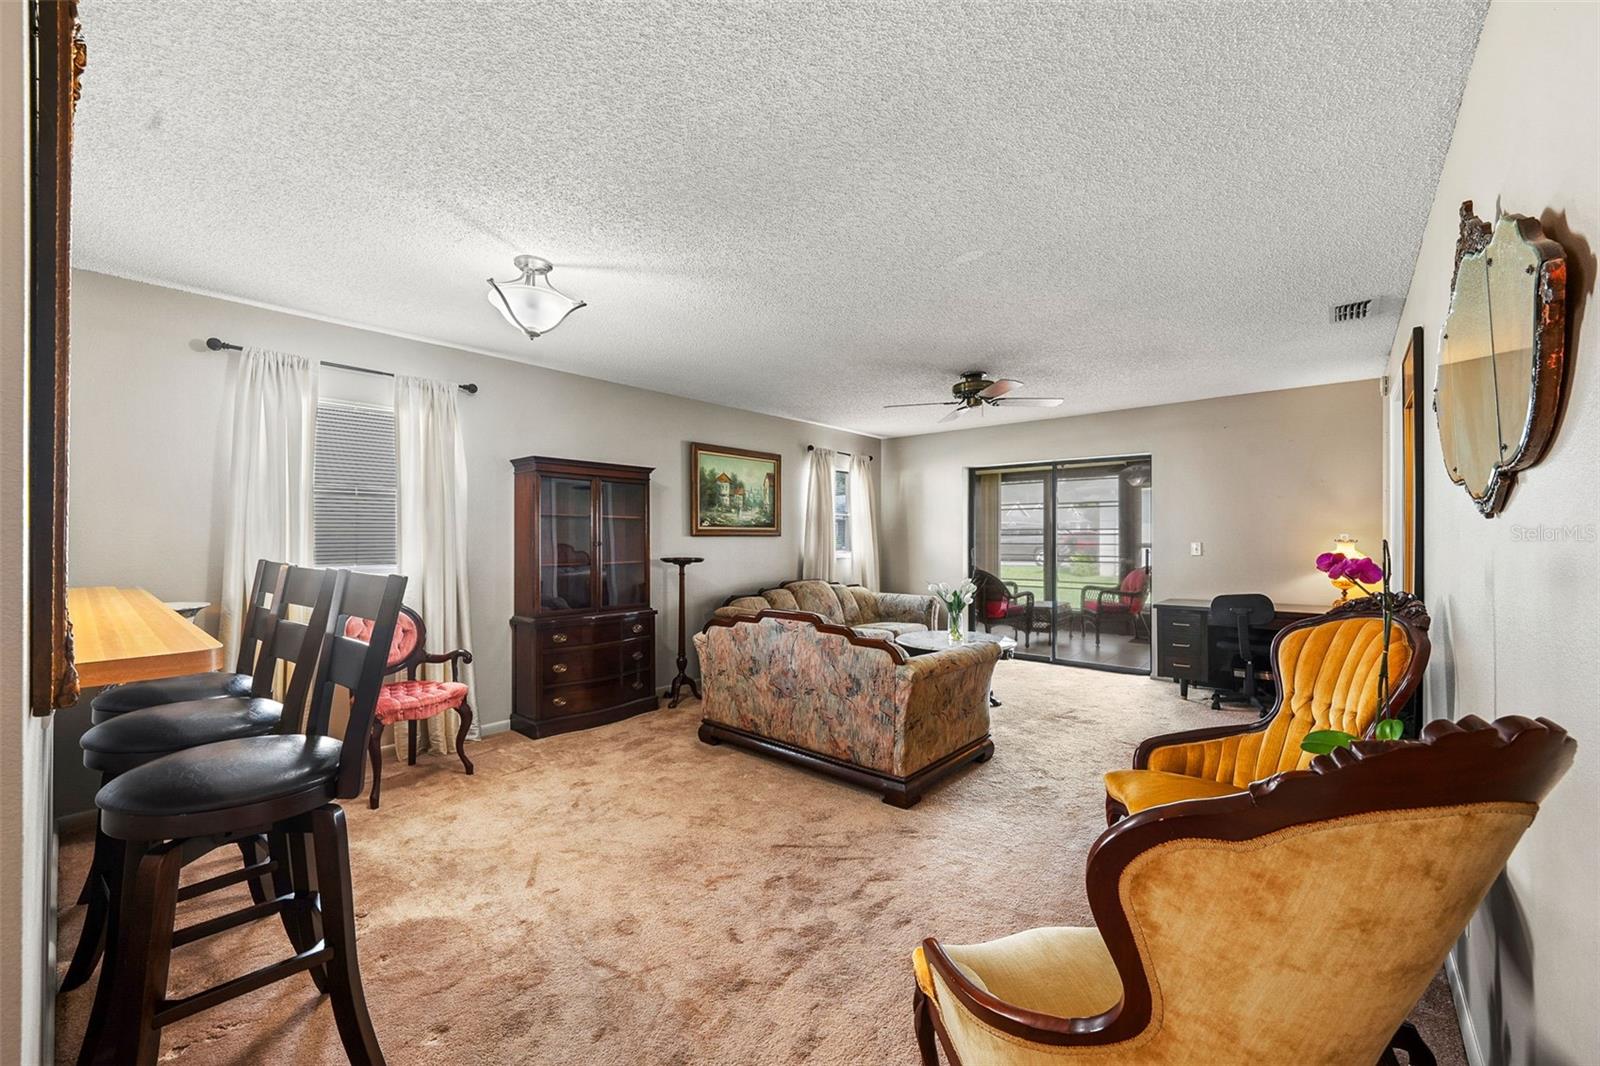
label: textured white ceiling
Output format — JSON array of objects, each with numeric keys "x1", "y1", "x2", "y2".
[{"x1": 73, "y1": 0, "x2": 1486, "y2": 438}]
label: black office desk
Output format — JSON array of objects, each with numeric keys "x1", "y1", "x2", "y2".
[{"x1": 1151, "y1": 598, "x2": 1328, "y2": 698}]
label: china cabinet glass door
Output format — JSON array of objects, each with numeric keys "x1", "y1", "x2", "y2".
[
  {"x1": 540, "y1": 476, "x2": 594, "y2": 611},
  {"x1": 599, "y1": 479, "x2": 648, "y2": 607}
]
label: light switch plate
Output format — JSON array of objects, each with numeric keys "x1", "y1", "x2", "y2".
[{"x1": 1190, "y1": 541, "x2": 1204, "y2": 556}]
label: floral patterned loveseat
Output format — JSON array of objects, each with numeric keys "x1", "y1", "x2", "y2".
[
  {"x1": 693, "y1": 610, "x2": 1000, "y2": 807},
  {"x1": 711, "y1": 579, "x2": 938, "y2": 640}
]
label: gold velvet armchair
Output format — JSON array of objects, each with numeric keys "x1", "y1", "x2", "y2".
[
  {"x1": 1105, "y1": 595, "x2": 1432, "y2": 822},
  {"x1": 913, "y1": 715, "x2": 1575, "y2": 1065}
]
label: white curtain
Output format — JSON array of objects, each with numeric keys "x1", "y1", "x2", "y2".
[
  {"x1": 800, "y1": 447, "x2": 838, "y2": 581},
  {"x1": 394, "y1": 375, "x2": 478, "y2": 751},
  {"x1": 848, "y1": 453, "x2": 879, "y2": 589},
  {"x1": 219, "y1": 348, "x2": 317, "y2": 666}
]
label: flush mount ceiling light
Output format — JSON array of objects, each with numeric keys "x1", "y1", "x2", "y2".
[{"x1": 486, "y1": 254, "x2": 587, "y2": 339}]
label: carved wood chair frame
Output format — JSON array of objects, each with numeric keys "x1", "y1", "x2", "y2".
[{"x1": 917, "y1": 715, "x2": 1575, "y2": 1065}]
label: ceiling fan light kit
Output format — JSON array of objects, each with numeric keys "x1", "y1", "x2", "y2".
[
  {"x1": 885, "y1": 370, "x2": 1065, "y2": 423},
  {"x1": 486, "y1": 254, "x2": 587, "y2": 339}
]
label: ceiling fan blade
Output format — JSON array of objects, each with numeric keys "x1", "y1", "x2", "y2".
[
  {"x1": 993, "y1": 397, "x2": 1064, "y2": 408},
  {"x1": 937, "y1": 405, "x2": 968, "y2": 423},
  {"x1": 977, "y1": 378, "x2": 1021, "y2": 399},
  {"x1": 882, "y1": 401, "x2": 960, "y2": 409}
]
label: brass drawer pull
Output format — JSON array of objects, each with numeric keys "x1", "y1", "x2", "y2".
[
  {"x1": 631, "y1": 623, "x2": 644, "y2": 634},
  {"x1": 552, "y1": 663, "x2": 568, "y2": 674},
  {"x1": 631, "y1": 651, "x2": 644, "y2": 661},
  {"x1": 552, "y1": 696, "x2": 568, "y2": 708},
  {"x1": 632, "y1": 681, "x2": 644, "y2": 690},
  {"x1": 552, "y1": 633, "x2": 568, "y2": 644}
]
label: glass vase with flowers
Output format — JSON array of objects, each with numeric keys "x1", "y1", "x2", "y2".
[{"x1": 928, "y1": 579, "x2": 978, "y2": 644}]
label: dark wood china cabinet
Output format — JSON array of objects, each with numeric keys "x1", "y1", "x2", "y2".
[{"x1": 510, "y1": 456, "x2": 657, "y2": 738}]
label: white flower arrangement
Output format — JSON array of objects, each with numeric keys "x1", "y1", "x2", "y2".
[{"x1": 928, "y1": 579, "x2": 978, "y2": 640}]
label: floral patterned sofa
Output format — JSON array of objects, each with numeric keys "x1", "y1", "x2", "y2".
[
  {"x1": 693, "y1": 610, "x2": 1000, "y2": 807},
  {"x1": 711, "y1": 579, "x2": 938, "y2": 640}
]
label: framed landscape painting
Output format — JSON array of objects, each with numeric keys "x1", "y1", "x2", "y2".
[{"x1": 690, "y1": 442, "x2": 781, "y2": 536}]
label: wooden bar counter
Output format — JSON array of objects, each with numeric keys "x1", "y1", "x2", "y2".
[{"x1": 68, "y1": 587, "x2": 223, "y2": 688}]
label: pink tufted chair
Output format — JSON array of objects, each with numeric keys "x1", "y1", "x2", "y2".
[{"x1": 344, "y1": 604, "x2": 474, "y2": 808}]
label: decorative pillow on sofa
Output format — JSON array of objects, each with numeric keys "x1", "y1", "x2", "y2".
[
  {"x1": 763, "y1": 587, "x2": 800, "y2": 611},
  {"x1": 784, "y1": 580, "x2": 845, "y2": 623},
  {"x1": 827, "y1": 583, "x2": 862, "y2": 624}
]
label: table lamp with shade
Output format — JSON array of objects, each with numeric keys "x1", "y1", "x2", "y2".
[{"x1": 1326, "y1": 533, "x2": 1369, "y2": 604}]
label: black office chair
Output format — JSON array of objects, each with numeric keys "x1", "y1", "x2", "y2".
[{"x1": 1207, "y1": 594, "x2": 1276, "y2": 711}]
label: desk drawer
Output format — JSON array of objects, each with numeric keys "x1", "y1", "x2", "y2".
[
  {"x1": 1156, "y1": 610, "x2": 1205, "y2": 641},
  {"x1": 1156, "y1": 608, "x2": 1208, "y2": 680},
  {"x1": 1158, "y1": 648, "x2": 1207, "y2": 680}
]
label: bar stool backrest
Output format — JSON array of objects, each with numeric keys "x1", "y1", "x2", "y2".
[
  {"x1": 236, "y1": 559, "x2": 290, "y2": 676},
  {"x1": 244, "y1": 566, "x2": 342, "y2": 727},
  {"x1": 305, "y1": 570, "x2": 408, "y2": 802}
]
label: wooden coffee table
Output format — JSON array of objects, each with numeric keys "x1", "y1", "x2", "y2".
[{"x1": 894, "y1": 630, "x2": 1017, "y2": 707}]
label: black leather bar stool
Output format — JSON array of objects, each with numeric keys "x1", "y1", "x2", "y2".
[
  {"x1": 61, "y1": 563, "x2": 314, "y2": 991},
  {"x1": 78, "y1": 568, "x2": 405, "y2": 1066},
  {"x1": 70, "y1": 560, "x2": 282, "y2": 921},
  {"x1": 86, "y1": 559, "x2": 284, "y2": 724},
  {"x1": 68, "y1": 560, "x2": 282, "y2": 932}
]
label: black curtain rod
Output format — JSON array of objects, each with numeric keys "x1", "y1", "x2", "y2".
[
  {"x1": 206, "y1": 338, "x2": 479, "y2": 394},
  {"x1": 807, "y1": 444, "x2": 872, "y2": 460}
]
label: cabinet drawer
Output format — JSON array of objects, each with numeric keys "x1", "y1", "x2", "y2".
[
  {"x1": 618, "y1": 664, "x2": 655, "y2": 701},
  {"x1": 538, "y1": 613, "x2": 653, "y2": 650},
  {"x1": 542, "y1": 637, "x2": 654, "y2": 685},
  {"x1": 617, "y1": 638, "x2": 652, "y2": 673},
  {"x1": 542, "y1": 645, "x2": 614, "y2": 685},
  {"x1": 542, "y1": 678, "x2": 622, "y2": 719}
]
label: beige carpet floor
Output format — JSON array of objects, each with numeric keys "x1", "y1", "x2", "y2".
[{"x1": 55, "y1": 660, "x2": 1466, "y2": 1064}]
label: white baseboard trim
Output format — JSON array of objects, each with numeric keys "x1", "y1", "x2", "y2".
[{"x1": 1445, "y1": 948, "x2": 1487, "y2": 1066}]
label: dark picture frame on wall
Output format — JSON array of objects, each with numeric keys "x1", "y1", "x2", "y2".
[
  {"x1": 690, "y1": 442, "x2": 781, "y2": 536},
  {"x1": 28, "y1": 1, "x2": 85, "y2": 714},
  {"x1": 1401, "y1": 325, "x2": 1425, "y2": 600},
  {"x1": 1400, "y1": 324, "x2": 1426, "y2": 734}
]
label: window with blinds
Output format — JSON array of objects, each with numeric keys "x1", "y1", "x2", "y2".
[
  {"x1": 313, "y1": 400, "x2": 397, "y2": 568},
  {"x1": 833, "y1": 468, "x2": 851, "y2": 554}
]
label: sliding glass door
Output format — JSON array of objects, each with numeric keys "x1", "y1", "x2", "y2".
[{"x1": 970, "y1": 456, "x2": 1152, "y2": 673}]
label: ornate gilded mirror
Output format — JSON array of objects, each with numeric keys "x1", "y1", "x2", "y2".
[{"x1": 1435, "y1": 201, "x2": 1568, "y2": 517}]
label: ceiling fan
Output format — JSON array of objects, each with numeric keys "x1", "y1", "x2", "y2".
[{"x1": 884, "y1": 370, "x2": 1065, "y2": 423}]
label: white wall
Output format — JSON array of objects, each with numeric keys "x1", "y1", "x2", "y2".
[
  {"x1": 1379, "y1": 3, "x2": 1599, "y2": 1063},
  {"x1": 1, "y1": 1, "x2": 57, "y2": 1061},
  {"x1": 66, "y1": 271, "x2": 881, "y2": 744},
  {"x1": 882, "y1": 380, "x2": 1383, "y2": 608}
]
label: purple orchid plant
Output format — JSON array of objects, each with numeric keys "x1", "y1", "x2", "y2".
[
  {"x1": 1301, "y1": 540, "x2": 1404, "y2": 754},
  {"x1": 1315, "y1": 551, "x2": 1385, "y2": 589}
]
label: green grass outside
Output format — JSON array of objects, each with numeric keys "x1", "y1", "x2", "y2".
[{"x1": 998, "y1": 563, "x2": 1113, "y2": 610}]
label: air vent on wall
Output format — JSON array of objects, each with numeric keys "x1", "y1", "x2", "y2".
[{"x1": 1331, "y1": 298, "x2": 1374, "y2": 323}]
